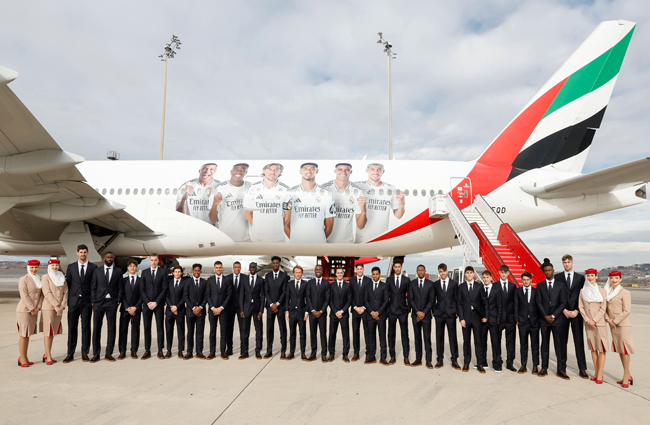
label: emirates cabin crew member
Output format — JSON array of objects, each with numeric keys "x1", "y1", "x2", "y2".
[
  {"x1": 514, "y1": 272, "x2": 539, "y2": 375},
  {"x1": 40, "y1": 259, "x2": 68, "y2": 365},
  {"x1": 210, "y1": 163, "x2": 252, "y2": 242},
  {"x1": 176, "y1": 163, "x2": 220, "y2": 224},
  {"x1": 16, "y1": 260, "x2": 44, "y2": 367},
  {"x1": 605, "y1": 271, "x2": 635, "y2": 388},
  {"x1": 321, "y1": 163, "x2": 367, "y2": 243},
  {"x1": 579, "y1": 268, "x2": 608, "y2": 384}
]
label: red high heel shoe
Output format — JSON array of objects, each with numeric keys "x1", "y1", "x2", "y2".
[
  {"x1": 18, "y1": 357, "x2": 29, "y2": 367},
  {"x1": 617, "y1": 376, "x2": 633, "y2": 385},
  {"x1": 596, "y1": 379, "x2": 603, "y2": 384},
  {"x1": 590, "y1": 377, "x2": 597, "y2": 381},
  {"x1": 43, "y1": 354, "x2": 57, "y2": 365}
]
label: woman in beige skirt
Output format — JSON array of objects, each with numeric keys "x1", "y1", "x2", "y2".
[
  {"x1": 41, "y1": 259, "x2": 69, "y2": 365},
  {"x1": 16, "y1": 260, "x2": 44, "y2": 367},
  {"x1": 578, "y1": 268, "x2": 608, "y2": 384},
  {"x1": 605, "y1": 270, "x2": 634, "y2": 388}
]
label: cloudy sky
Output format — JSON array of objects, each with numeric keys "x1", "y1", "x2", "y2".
[{"x1": 2, "y1": 0, "x2": 649, "y2": 272}]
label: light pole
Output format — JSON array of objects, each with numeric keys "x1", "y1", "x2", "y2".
[
  {"x1": 158, "y1": 34, "x2": 182, "y2": 160},
  {"x1": 377, "y1": 32, "x2": 396, "y2": 160}
]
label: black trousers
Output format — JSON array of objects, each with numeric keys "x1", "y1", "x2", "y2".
[
  {"x1": 225, "y1": 308, "x2": 237, "y2": 354},
  {"x1": 186, "y1": 310, "x2": 206, "y2": 354},
  {"x1": 518, "y1": 322, "x2": 539, "y2": 367},
  {"x1": 118, "y1": 308, "x2": 141, "y2": 354},
  {"x1": 541, "y1": 322, "x2": 566, "y2": 373},
  {"x1": 562, "y1": 314, "x2": 587, "y2": 370},
  {"x1": 435, "y1": 315, "x2": 458, "y2": 362},
  {"x1": 241, "y1": 312, "x2": 263, "y2": 355},
  {"x1": 92, "y1": 306, "x2": 117, "y2": 356},
  {"x1": 351, "y1": 311, "x2": 369, "y2": 355},
  {"x1": 462, "y1": 312, "x2": 485, "y2": 365},
  {"x1": 482, "y1": 322, "x2": 502, "y2": 368},
  {"x1": 329, "y1": 314, "x2": 350, "y2": 356},
  {"x1": 67, "y1": 302, "x2": 92, "y2": 355},
  {"x1": 288, "y1": 312, "x2": 307, "y2": 355},
  {"x1": 208, "y1": 311, "x2": 228, "y2": 354},
  {"x1": 143, "y1": 305, "x2": 165, "y2": 352},
  {"x1": 498, "y1": 321, "x2": 517, "y2": 367},
  {"x1": 266, "y1": 309, "x2": 287, "y2": 353},
  {"x1": 309, "y1": 313, "x2": 328, "y2": 356},
  {"x1": 165, "y1": 311, "x2": 186, "y2": 352},
  {"x1": 388, "y1": 314, "x2": 409, "y2": 359},
  {"x1": 412, "y1": 315, "x2": 432, "y2": 362},
  {"x1": 367, "y1": 316, "x2": 387, "y2": 359}
]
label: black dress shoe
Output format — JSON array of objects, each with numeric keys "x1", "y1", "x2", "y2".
[
  {"x1": 82, "y1": 354, "x2": 90, "y2": 362},
  {"x1": 255, "y1": 352, "x2": 262, "y2": 359},
  {"x1": 196, "y1": 352, "x2": 206, "y2": 359},
  {"x1": 286, "y1": 353, "x2": 295, "y2": 360},
  {"x1": 462, "y1": 364, "x2": 470, "y2": 372},
  {"x1": 389, "y1": 357, "x2": 396, "y2": 365},
  {"x1": 557, "y1": 371, "x2": 570, "y2": 380},
  {"x1": 220, "y1": 352, "x2": 229, "y2": 360},
  {"x1": 239, "y1": 354, "x2": 249, "y2": 360},
  {"x1": 532, "y1": 365, "x2": 539, "y2": 375},
  {"x1": 207, "y1": 352, "x2": 216, "y2": 360},
  {"x1": 63, "y1": 354, "x2": 74, "y2": 363},
  {"x1": 226, "y1": 350, "x2": 234, "y2": 356},
  {"x1": 579, "y1": 370, "x2": 590, "y2": 379},
  {"x1": 451, "y1": 361, "x2": 461, "y2": 370},
  {"x1": 404, "y1": 358, "x2": 411, "y2": 366},
  {"x1": 141, "y1": 351, "x2": 151, "y2": 360},
  {"x1": 327, "y1": 354, "x2": 335, "y2": 362},
  {"x1": 157, "y1": 350, "x2": 165, "y2": 359},
  {"x1": 105, "y1": 354, "x2": 116, "y2": 362},
  {"x1": 477, "y1": 365, "x2": 486, "y2": 374},
  {"x1": 426, "y1": 361, "x2": 434, "y2": 369},
  {"x1": 184, "y1": 353, "x2": 194, "y2": 360},
  {"x1": 322, "y1": 355, "x2": 328, "y2": 363},
  {"x1": 434, "y1": 361, "x2": 444, "y2": 369},
  {"x1": 280, "y1": 352, "x2": 286, "y2": 359},
  {"x1": 131, "y1": 352, "x2": 138, "y2": 359},
  {"x1": 89, "y1": 355, "x2": 100, "y2": 363},
  {"x1": 178, "y1": 351, "x2": 184, "y2": 359},
  {"x1": 518, "y1": 366, "x2": 527, "y2": 374},
  {"x1": 411, "y1": 360, "x2": 422, "y2": 367},
  {"x1": 351, "y1": 353, "x2": 360, "y2": 362},
  {"x1": 117, "y1": 352, "x2": 126, "y2": 360},
  {"x1": 307, "y1": 354, "x2": 317, "y2": 362},
  {"x1": 263, "y1": 352, "x2": 273, "y2": 359},
  {"x1": 342, "y1": 355, "x2": 350, "y2": 363},
  {"x1": 165, "y1": 351, "x2": 172, "y2": 359},
  {"x1": 301, "y1": 354, "x2": 307, "y2": 361},
  {"x1": 506, "y1": 364, "x2": 517, "y2": 372},
  {"x1": 380, "y1": 358, "x2": 389, "y2": 366},
  {"x1": 364, "y1": 356, "x2": 375, "y2": 364},
  {"x1": 538, "y1": 368, "x2": 548, "y2": 377}
]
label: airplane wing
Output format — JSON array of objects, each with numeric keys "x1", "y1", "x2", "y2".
[
  {"x1": 521, "y1": 156, "x2": 650, "y2": 199},
  {"x1": 0, "y1": 67, "x2": 153, "y2": 257}
]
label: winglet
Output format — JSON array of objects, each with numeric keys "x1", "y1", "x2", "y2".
[{"x1": 0, "y1": 66, "x2": 18, "y2": 86}]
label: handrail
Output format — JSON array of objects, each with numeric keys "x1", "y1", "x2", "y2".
[
  {"x1": 444, "y1": 195, "x2": 481, "y2": 264},
  {"x1": 470, "y1": 222, "x2": 504, "y2": 278},
  {"x1": 474, "y1": 195, "x2": 503, "y2": 235},
  {"x1": 497, "y1": 223, "x2": 546, "y2": 283}
]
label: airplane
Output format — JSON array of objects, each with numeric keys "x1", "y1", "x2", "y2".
[{"x1": 0, "y1": 20, "x2": 648, "y2": 278}]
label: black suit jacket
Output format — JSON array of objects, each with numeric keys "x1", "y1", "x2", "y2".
[
  {"x1": 364, "y1": 280, "x2": 389, "y2": 319},
  {"x1": 166, "y1": 277, "x2": 187, "y2": 315},
  {"x1": 484, "y1": 284, "x2": 503, "y2": 325},
  {"x1": 141, "y1": 267, "x2": 167, "y2": 306},
  {"x1": 536, "y1": 279, "x2": 568, "y2": 326},
  {"x1": 495, "y1": 280, "x2": 517, "y2": 323},
  {"x1": 186, "y1": 277, "x2": 207, "y2": 311},
  {"x1": 91, "y1": 265, "x2": 123, "y2": 308},
  {"x1": 349, "y1": 275, "x2": 372, "y2": 316},
  {"x1": 285, "y1": 279, "x2": 308, "y2": 317},
  {"x1": 456, "y1": 280, "x2": 487, "y2": 322},
  {"x1": 240, "y1": 274, "x2": 265, "y2": 316},
  {"x1": 514, "y1": 285, "x2": 538, "y2": 326},
  {"x1": 432, "y1": 278, "x2": 458, "y2": 319},
  {"x1": 206, "y1": 275, "x2": 231, "y2": 310},
  {"x1": 407, "y1": 278, "x2": 435, "y2": 319},
  {"x1": 121, "y1": 274, "x2": 143, "y2": 311},
  {"x1": 226, "y1": 274, "x2": 246, "y2": 313},
  {"x1": 554, "y1": 272, "x2": 585, "y2": 312},
  {"x1": 306, "y1": 278, "x2": 330, "y2": 314},
  {"x1": 386, "y1": 275, "x2": 409, "y2": 317},
  {"x1": 66, "y1": 261, "x2": 98, "y2": 309},
  {"x1": 264, "y1": 271, "x2": 289, "y2": 310},
  {"x1": 329, "y1": 280, "x2": 352, "y2": 318}
]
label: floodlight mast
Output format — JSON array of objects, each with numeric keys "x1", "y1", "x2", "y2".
[
  {"x1": 158, "y1": 34, "x2": 182, "y2": 160},
  {"x1": 377, "y1": 32, "x2": 396, "y2": 160}
]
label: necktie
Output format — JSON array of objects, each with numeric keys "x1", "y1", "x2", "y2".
[
  {"x1": 152, "y1": 269, "x2": 156, "y2": 281},
  {"x1": 80, "y1": 264, "x2": 85, "y2": 281},
  {"x1": 339, "y1": 282, "x2": 342, "y2": 291},
  {"x1": 175, "y1": 279, "x2": 179, "y2": 291},
  {"x1": 251, "y1": 276, "x2": 255, "y2": 290},
  {"x1": 296, "y1": 280, "x2": 300, "y2": 292},
  {"x1": 105, "y1": 267, "x2": 110, "y2": 284},
  {"x1": 235, "y1": 275, "x2": 239, "y2": 291},
  {"x1": 217, "y1": 276, "x2": 221, "y2": 291},
  {"x1": 373, "y1": 282, "x2": 378, "y2": 294},
  {"x1": 195, "y1": 278, "x2": 199, "y2": 289},
  {"x1": 503, "y1": 282, "x2": 507, "y2": 295},
  {"x1": 131, "y1": 276, "x2": 135, "y2": 291},
  {"x1": 525, "y1": 288, "x2": 529, "y2": 303},
  {"x1": 548, "y1": 281, "x2": 553, "y2": 296},
  {"x1": 419, "y1": 279, "x2": 423, "y2": 293},
  {"x1": 317, "y1": 278, "x2": 321, "y2": 287},
  {"x1": 469, "y1": 282, "x2": 473, "y2": 296},
  {"x1": 275, "y1": 273, "x2": 278, "y2": 281},
  {"x1": 443, "y1": 280, "x2": 447, "y2": 293},
  {"x1": 567, "y1": 273, "x2": 572, "y2": 289},
  {"x1": 396, "y1": 277, "x2": 399, "y2": 290}
]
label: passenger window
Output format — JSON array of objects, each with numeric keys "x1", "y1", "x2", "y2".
[
  {"x1": 110, "y1": 188, "x2": 115, "y2": 195},
  {"x1": 117, "y1": 188, "x2": 122, "y2": 195},
  {"x1": 133, "y1": 188, "x2": 138, "y2": 195},
  {"x1": 165, "y1": 188, "x2": 170, "y2": 195},
  {"x1": 369, "y1": 189, "x2": 375, "y2": 196},
  {"x1": 197, "y1": 188, "x2": 202, "y2": 196},
  {"x1": 387, "y1": 189, "x2": 392, "y2": 196},
  {"x1": 379, "y1": 189, "x2": 384, "y2": 196},
  {"x1": 102, "y1": 188, "x2": 107, "y2": 195},
  {"x1": 353, "y1": 189, "x2": 358, "y2": 196},
  {"x1": 430, "y1": 189, "x2": 434, "y2": 197},
  {"x1": 422, "y1": 189, "x2": 426, "y2": 197},
  {"x1": 404, "y1": 189, "x2": 409, "y2": 196},
  {"x1": 149, "y1": 188, "x2": 154, "y2": 195},
  {"x1": 413, "y1": 189, "x2": 418, "y2": 196},
  {"x1": 125, "y1": 188, "x2": 130, "y2": 195},
  {"x1": 142, "y1": 188, "x2": 146, "y2": 195},
  {"x1": 173, "y1": 188, "x2": 178, "y2": 195},
  {"x1": 157, "y1": 188, "x2": 162, "y2": 195},
  {"x1": 395, "y1": 189, "x2": 401, "y2": 196}
]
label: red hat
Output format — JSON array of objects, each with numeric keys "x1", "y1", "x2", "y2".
[
  {"x1": 608, "y1": 270, "x2": 622, "y2": 277},
  {"x1": 48, "y1": 259, "x2": 60, "y2": 265},
  {"x1": 584, "y1": 268, "x2": 597, "y2": 275},
  {"x1": 27, "y1": 260, "x2": 40, "y2": 266}
]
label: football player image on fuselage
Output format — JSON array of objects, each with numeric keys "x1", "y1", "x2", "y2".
[
  {"x1": 354, "y1": 163, "x2": 405, "y2": 243},
  {"x1": 243, "y1": 163, "x2": 291, "y2": 243},
  {"x1": 285, "y1": 163, "x2": 335, "y2": 244},
  {"x1": 321, "y1": 163, "x2": 367, "y2": 243},
  {"x1": 175, "y1": 163, "x2": 220, "y2": 224},
  {"x1": 210, "y1": 163, "x2": 251, "y2": 242}
]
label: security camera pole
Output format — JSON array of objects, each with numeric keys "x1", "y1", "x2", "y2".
[
  {"x1": 377, "y1": 32, "x2": 396, "y2": 160},
  {"x1": 158, "y1": 34, "x2": 182, "y2": 160}
]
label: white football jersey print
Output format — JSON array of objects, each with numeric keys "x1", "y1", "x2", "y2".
[
  {"x1": 354, "y1": 181, "x2": 400, "y2": 243},
  {"x1": 244, "y1": 180, "x2": 291, "y2": 243},
  {"x1": 216, "y1": 181, "x2": 251, "y2": 242},
  {"x1": 288, "y1": 184, "x2": 336, "y2": 244},
  {"x1": 176, "y1": 177, "x2": 221, "y2": 223},
  {"x1": 321, "y1": 180, "x2": 363, "y2": 243}
]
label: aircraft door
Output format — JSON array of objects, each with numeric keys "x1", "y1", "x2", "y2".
[{"x1": 449, "y1": 177, "x2": 473, "y2": 208}]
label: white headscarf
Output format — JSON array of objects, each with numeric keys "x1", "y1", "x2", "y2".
[
  {"x1": 48, "y1": 264, "x2": 66, "y2": 287},
  {"x1": 581, "y1": 280, "x2": 603, "y2": 303},
  {"x1": 27, "y1": 266, "x2": 41, "y2": 289},
  {"x1": 604, "y1": 278, "x2": 621, "y2": 302}
]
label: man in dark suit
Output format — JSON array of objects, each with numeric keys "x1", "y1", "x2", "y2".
[
  {"x1": 555, "y1": 254, "x2": 588, "y2": 379},
  {"x1": 185, "y1": 263, "x2": 207, "y2": 360},
  {"x1": 224, "y1": 261, "x2": 244, "y2": 357},
  {"x1": 514, "y1": 272, "x2": 539, "y2": 374},
  {"x1": 285, "y1": 265, "x2": 308, "y2": 360},
  {"x1": 306, "y1": 264, "x2": 330, "y2": 362},
  {"x1": 457, "y1": 266, "x2": 488, "y2": 373},
  {"x1": 386, "y1": 261, "x2": 409, "y2": 365},
  {"x1": 239, "y1": 262, "x2": 265, "y2": 359},
  {"x1": 408, "y1": 264, "x2": 435, "y2": 368},
  {"x1": 432, "y1": 263, "x2": 460, "y2": 369},
  {"x1": 264, "y1": 256, "x2": 289, "y2": 358},
  {"x1": 141, "y1": 253, "x2": 167, "y2": 360},
  {"x1": 481, "y1": 270, "x2": 503, "y2": 373},
  {"x1": 329, "y1": 268, "x2": 352, "y2": 362},
  {"x1": 496, "y1": 265, "x2": 518, "y2": 372},
  {"x1": 349, "y1": 263, "x2": 372, "y2": 362},
  {"x1": 206, "y1": 260, "x2": 231, "y2": 359},
  {"x1": 118, "y1": 259, "x2": 142, "y2": 359},
  {"x1": 90, "y1": 252, "x2": 123, "y2": 363},
  {"x1": 165, "y1": 266, "x2": 187, "y2": 358},
  {"x1": 536, "y1": 258, "x2": 569, "y2": 379},
  {"x1": 365, "y1": 266, "x2": 389, "y2": 366},
  {"x1": 63, "y1": 244, "x2": 98, "y2": 363}
]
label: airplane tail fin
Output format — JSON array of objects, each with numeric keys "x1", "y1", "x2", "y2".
[{"x1": 474, "y1": 20, "x2": 635, "y2": 182}]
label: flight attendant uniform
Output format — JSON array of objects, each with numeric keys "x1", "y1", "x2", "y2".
[
  {"x1": 41, "y1": 269, "x2": 69, "y2": 337},
  {"x1": 578, "y1": 278, "x2": 608, "y2": 353},
  {"x1": 606, "y1": 287, "x2": 634, "y2": 355},
  {"x1": 16, "y1": 265, "x2": 44, "y2": 338}
]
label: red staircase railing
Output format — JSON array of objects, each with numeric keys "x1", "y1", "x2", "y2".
[{"x1": 497, "y1": 223, "x2": 545, "y2": 284}]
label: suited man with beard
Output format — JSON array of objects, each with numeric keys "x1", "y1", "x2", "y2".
[
  {"x1": 408, "y1": 265, "x2": 435, "y2": 368},
  {"x1": 285, "y1": 265, "x2": 309, "y2": 360},
  {"x1": 386, "y1": 261, "x2": 409, "y2": 365},
  {"x1": 239, "y1": 262, "x2": 265, "y2": 359},
  {"x1": 90, "y1": 252, "x2": 123, "y2": 363},
  {"x1": 141, "y1": 253, "x2": 168, "y2": 360},
  {"x1": 349, "y1": 263, "x2": 372, "y2": 362},
  {"x1": 264, "y1": 256, "x2": 289, "y2": 358}
]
